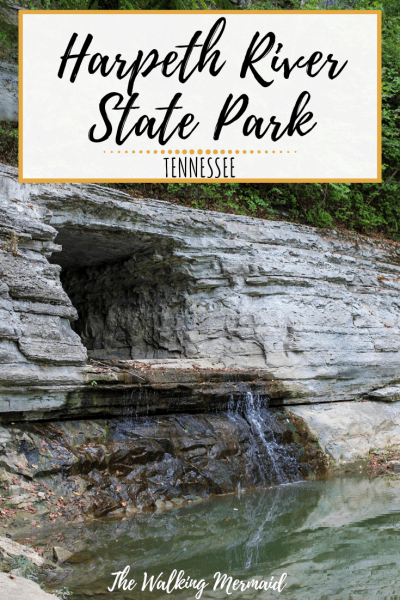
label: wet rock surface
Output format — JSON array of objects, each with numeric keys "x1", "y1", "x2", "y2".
[{"x1": 0, "y1": 408, "x2": 326, "y2": 527}]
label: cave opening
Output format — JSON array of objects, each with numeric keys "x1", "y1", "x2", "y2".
[{"x1": 49, "y1": 227, "x2": 189, "y2": 361}]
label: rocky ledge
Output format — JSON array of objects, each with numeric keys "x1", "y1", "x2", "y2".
[{"x1": 2, "y1": 163, "x2": 400, "y2": 421}]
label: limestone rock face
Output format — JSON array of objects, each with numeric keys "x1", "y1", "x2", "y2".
[
  {"x1": 2, "y1": 162, "x2": 400, "y2": 417},
  {"x1": 290, "y1": 401, "x2": 400, "y2": 460},
  {"x1": 0, "y1": 165, "x2": 87, "y2": 417},
  {"x1": 368, "y1": 384, "x2": 400, "y2": 402},
  {"x1": 0, "y1": 62, "x2": 18, "y2": 122}
]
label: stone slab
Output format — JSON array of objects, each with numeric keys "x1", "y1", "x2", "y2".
[
  {"x1": 0, "y1": 536, "x2": 44, "y2": 567},
  {"x1": 0, "y1": 572, "x2": 57, "y2": 600},
  {"x1": 368, "y1": 385, "x2": 400, "y2": 402},
  {"x1": 289, "y1": 401, "x2": 400, "y2": 461}
]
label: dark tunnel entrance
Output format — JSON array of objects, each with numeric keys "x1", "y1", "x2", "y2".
[{"x1": 49, "y1": 227, "x2": 190, "y2": 360}]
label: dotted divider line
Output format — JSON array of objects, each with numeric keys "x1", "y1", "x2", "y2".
[{"x1": 104, "y1": 149, "x2": 297, "y2": 155}]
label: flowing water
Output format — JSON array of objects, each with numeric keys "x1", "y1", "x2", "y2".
[
  {"x1": 13, "y1": 391, "x2": 397, "y2": 599},
  {"x1": 33, "y1": 474, "x2": 400, "y2": 600},
  {"x1": 227, "y1": 391, "x2": 301, "y2": 486}
]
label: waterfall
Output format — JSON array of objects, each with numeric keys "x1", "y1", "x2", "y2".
[{"x1": 227, "y1": 389, "x2": 301, "y2": 487}]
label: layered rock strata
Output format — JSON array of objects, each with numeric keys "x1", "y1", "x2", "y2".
[{"x1": 1, "y1": 163, "x2": 400, "y2": 421}]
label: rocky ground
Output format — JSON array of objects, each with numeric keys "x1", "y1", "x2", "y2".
[
  {"x1": 0, "y1": 535, "x2": 59, "y2": 599},
  {"x1": 367, "y1": 448, "x2": 400, "y2": 477}
]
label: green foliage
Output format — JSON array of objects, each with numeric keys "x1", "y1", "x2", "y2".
[
  {"x1": 166, "y1": 182, "x2": 278, "y2": 215},
  {"x1": 0, "y1": 1, "x2": 18, "y2": 63},
  {"x1": 0, "y1": 0, "x2": 398, "y2": 239},
  {"x1": 115, "y1": 0, "x2": 400, "y2": 238},
  {"x1": 162, "y1": 0, "x2": 400, "y2": 238},
  {"x1": 0, "y1": 121, "x2": 18, "y2": 167},
  {"x1": 281, "y1": 0, "x2": 400, "y2": 237},
  {"x1": 24, "y1": 0, "x2": 235, "y2": 11},
  {"x1": 117, "y1": 0, "x2": 235, "y2": 9},
  {"x1": 0, "y1": 23, "x2": 16, "y2": 54}
]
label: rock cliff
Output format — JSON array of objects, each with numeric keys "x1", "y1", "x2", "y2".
[
  {"x1": 1, "y1": 162, "x2": 400, "y2": 423},
  {"x1": 0, "y1": 62, "x2": 18, "y2": 122}
]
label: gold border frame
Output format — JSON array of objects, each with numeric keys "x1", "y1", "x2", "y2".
[{"x1": 18, "y1": 10, "x2": 382, "y2": 184}]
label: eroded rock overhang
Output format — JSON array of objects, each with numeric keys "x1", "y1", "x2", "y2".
[{"x1": 1, "y1": 162, "x2": 400, "y2": 420}]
